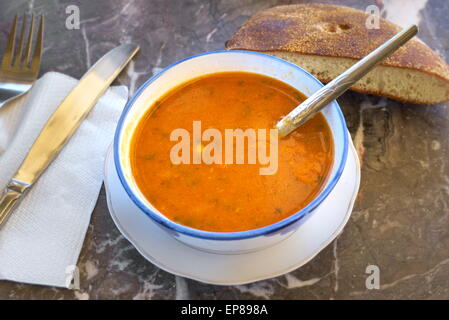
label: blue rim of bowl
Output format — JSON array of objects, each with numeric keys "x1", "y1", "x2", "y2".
[{"x1": 114, "y1": 50, "x2": 349, "y2": 240}]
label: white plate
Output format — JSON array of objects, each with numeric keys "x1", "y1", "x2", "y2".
[{"x1": 104, "y1": 138, "x2": 360, "y2": 285}]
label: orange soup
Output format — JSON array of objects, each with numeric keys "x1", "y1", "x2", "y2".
[{"x1": 130, "y1": 72, "x2": 333, "y2": 232}]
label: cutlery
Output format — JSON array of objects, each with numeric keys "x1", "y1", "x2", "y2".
[
  {"x1": 0, "y1": 15, "x2": 44, "y2": 108},
  {"x1": 276, "y1": 25, "x2": 418, "y2": 137},
  {"x1": 0, "y1": 43, "x2": 139, "y2": 227}
]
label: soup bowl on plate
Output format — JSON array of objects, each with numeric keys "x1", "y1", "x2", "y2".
[{"x1": 113, "y1": 50, "x2": 349, "y2": 254}]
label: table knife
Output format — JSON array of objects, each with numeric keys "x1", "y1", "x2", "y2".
[{"x1": 0, "y1": 43, "x2": 139, "y2": 228}]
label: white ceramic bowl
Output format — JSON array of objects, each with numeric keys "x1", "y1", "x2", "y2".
[{"x1": 113, "y1": 50, "x2": 349, "y2": 254}]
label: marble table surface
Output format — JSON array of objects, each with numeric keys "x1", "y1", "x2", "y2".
[{"x1": 0, "y1": 0, "x2": 448, "y2": 300}]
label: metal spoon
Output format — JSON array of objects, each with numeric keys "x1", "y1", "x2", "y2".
[{"x1": 276, "y1": 24, "x2": 418, "y2": 137}]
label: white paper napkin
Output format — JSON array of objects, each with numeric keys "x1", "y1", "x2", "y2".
[{"x1": 0, "y1": 72, "x2": 128, "y2": 288}]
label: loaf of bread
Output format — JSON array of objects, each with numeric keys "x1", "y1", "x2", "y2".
[{"x1": 225, "y1": 4, "x2": 449, "y2": 104}]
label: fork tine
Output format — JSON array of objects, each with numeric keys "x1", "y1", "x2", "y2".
[
  {"x1": 30, "y1": 15, "x2": 43, "y2": 73},
  {"x1": 24, "y1": 14, "x2": 35, "y2": 66},
  {"x1": 1, "y1": 15, "x2": 18, "y2": 68},
  {"x1": 13, "y1": 14, "x2": 27, "y2": 67}
]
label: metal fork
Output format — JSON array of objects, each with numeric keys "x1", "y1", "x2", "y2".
[{"x1": 0, "y1": 14, "x2": 44, "y2": 108}]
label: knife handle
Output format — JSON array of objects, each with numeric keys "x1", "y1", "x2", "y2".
[{"x1": 0, "y1": 180, "x2": 29, "y2": 228}]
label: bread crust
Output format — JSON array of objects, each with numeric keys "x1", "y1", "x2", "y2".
[{"x1": 225, "y1": 4, "x2": 449, "y2": 89}]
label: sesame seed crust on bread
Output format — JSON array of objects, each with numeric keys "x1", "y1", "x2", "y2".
[{"x1": 225, "y1": 4, "x2": 449, "y2": 104}]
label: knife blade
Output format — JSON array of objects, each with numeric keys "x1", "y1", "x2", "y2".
[{"x1": 0, "y1": 43, "x2": 139, "y2": 227}]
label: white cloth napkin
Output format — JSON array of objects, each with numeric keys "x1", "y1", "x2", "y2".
[{"x1": 0, "y1": 72, "x2": 128, "y2": 288}]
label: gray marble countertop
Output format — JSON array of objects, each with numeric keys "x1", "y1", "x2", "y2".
[{"x1": 0, "y1": 0, "x2": 448, "y2": 299}]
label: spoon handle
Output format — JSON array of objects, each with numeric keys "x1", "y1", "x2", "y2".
[{"x1": 276, "y1": 24, "x2": 418, "y2": 137}]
